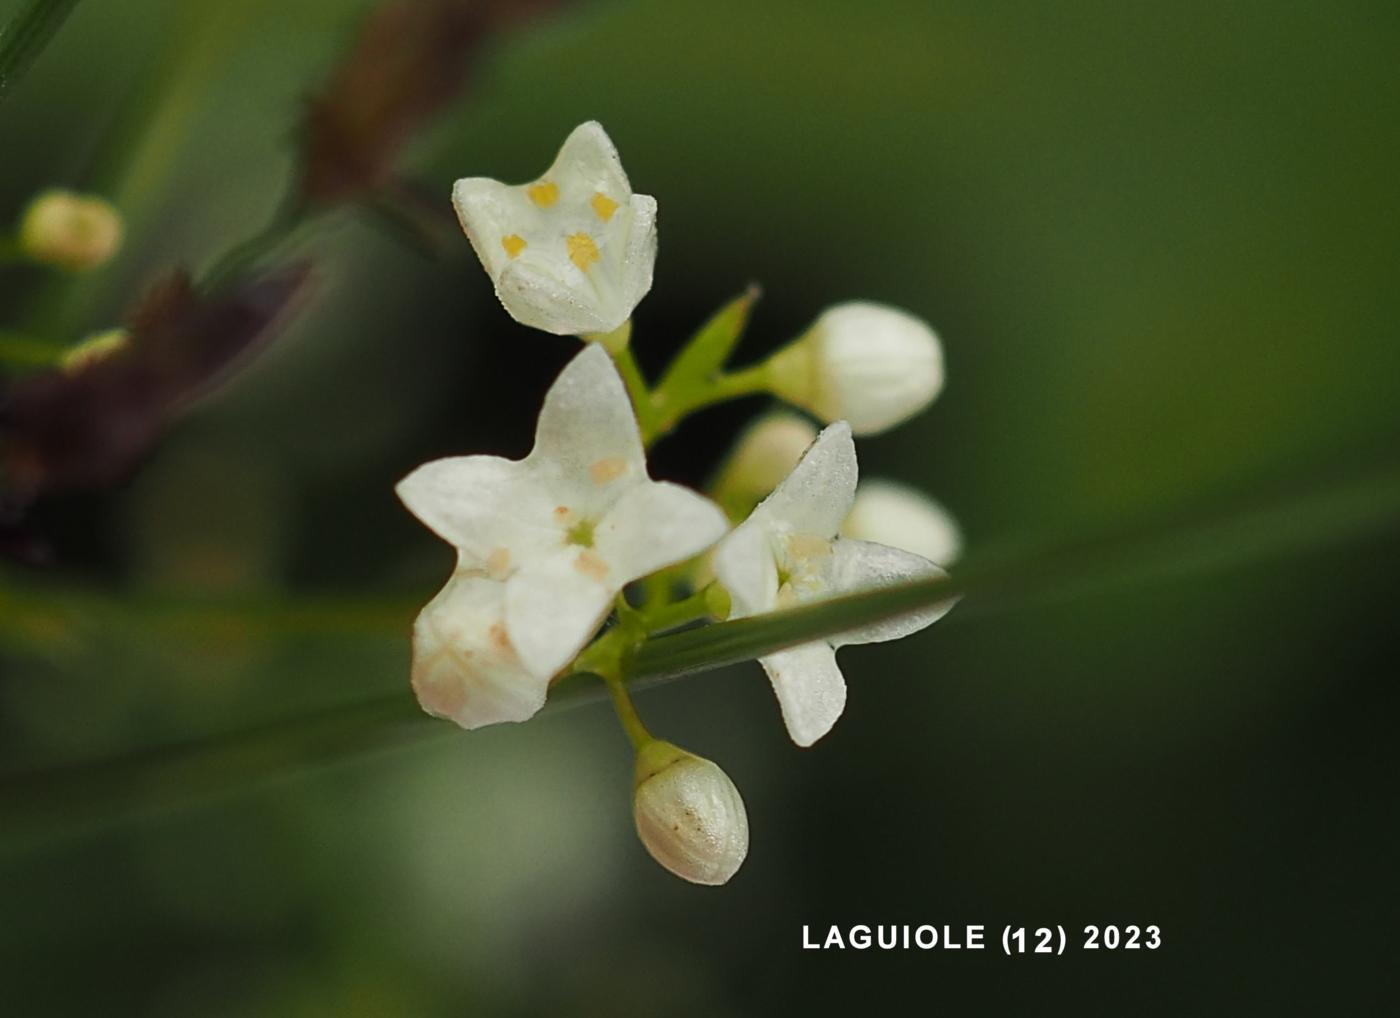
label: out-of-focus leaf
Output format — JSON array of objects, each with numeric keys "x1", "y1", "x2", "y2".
[
  {"x1": 0, "y1": 265, "x2": 311, "y2": 506},
  {"x1": 299, "y1": 0, "x2": 566, "y2": 206},
  {"x1": 0, "y1": 0, "x2": 81, "y2": 104}
]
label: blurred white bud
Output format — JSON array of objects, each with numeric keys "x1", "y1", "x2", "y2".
[
  {"x1": 59, "y1": 328, "x2": 130, "y2": 375},
  {"x1": 633, "y1": 740, "x2": 748, "y2": 886},
  {"x1": 842, "y1": 479, "x2": 962, "y2": 566},
  {"x1": 712, "y1": 411, "x2": 818, "y2": 509},
  {"x1": 769, "y1": 301, "x2": 943, "y2": 435},
  {"x1": 18, "y1": 190, "x2": 123, "y2": 272}
]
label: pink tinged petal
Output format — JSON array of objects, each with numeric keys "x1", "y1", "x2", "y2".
[
  {"x1": 504, "y1": 550, "x2": 616, "y2": 678},
  {"x1": 751, "y1": 421, "x2": 857, "y2": 539},
  {"x1": 394, "y1": 455, "x2": 557, "y2": 564},
  {"x1": 712, "y1": 518, "x2": 779, "y2": 617},
  {"x1": 759, "y1": 643, "x2": 847, "y2": 747},
  {"x1": 827, "y1": 539, "x2": 956, "y2": 647},
  {"x1": 595, "y1": 481, "x2": 729, "y2": 582},
  {"x1": 529, "y1": 345, "x2": 645, "y2": 497},
  {"x1": 410, "y1": 575, "x2": 548, "y2": 730}
]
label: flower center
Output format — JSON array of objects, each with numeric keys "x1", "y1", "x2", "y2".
[
  {"x1": 774, "y1": 532, "x2": 832, "y2": 604},
  {"x1": 566, "y1": 518, "x2": 596, "y2": 547}
]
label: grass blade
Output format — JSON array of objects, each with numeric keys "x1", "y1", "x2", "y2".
[
  {"x1": 0, "y1": 0, "x2": 81, "y2": 103},
  {"x1": 2, "y1": 443, "x2": 1399, "y2": 842}
]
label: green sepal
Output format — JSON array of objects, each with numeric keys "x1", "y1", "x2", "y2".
[{"x1": 656, "y1": 285, "x2": 760, "y2": 395}]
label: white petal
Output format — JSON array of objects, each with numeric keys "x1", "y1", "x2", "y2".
[
  {"x1": 395, "y1": 456, "x2": 558, "y2": 563},
  {"x1": 548, "y1": 120, "x2": 632, "y2": 201},
  {"x1": 759, "y1": 643, "x2": 847, "y2": 747},
  {"x1": 504, "y1": 549, "x2": 615, "y2": 677},
  {"x1": 827, "y1": 539, "x2": 956, "y2": 647},
  {"x1": 410, "y1": 574, "x2": 548, "y2": 729},
  {"x1": 452, "y1": 176, "x2": 531, "y2": 283},
  {"x1": 595, "y1": 481, "x2": 729, "y2": 582},
  {"x1": 496, "y1": 257, "x2": 614, "y2": 336},
  {"x1": 751, "y1": 421, "x2": 857, "y2": 538},
  {"x1": 615, "y1": 193, "x2": 657, "y2": 317},
  {"x1": 712, "y1": 518, "x2": 779, "y2": 617},
  {"x1": 528, "y1": 345, "x2": 645, "y2": 509}
]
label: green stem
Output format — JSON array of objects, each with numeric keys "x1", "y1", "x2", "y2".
[
  {"x1": 611, "y1": 344, "x2": 661, "y2": 438},
  {"x1": 605, "y1": 675, "x2": 651, "y2": 750},
  {"x1": 0, "y1": 0, "x2": 81, "y2": 104},
  {"x1": 648, "y1": 361, "x2": 772, "y2": 444},
  {"x1": 639, "y1": 585, "x2": 716, "y2": 634}
]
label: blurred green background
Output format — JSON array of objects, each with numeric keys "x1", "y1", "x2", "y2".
[{"x1": 2, "y1": 0, "x2": 1398, "y2": 1013}]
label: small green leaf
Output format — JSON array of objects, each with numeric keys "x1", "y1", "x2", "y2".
[{"x1": 655, "y1": 285, "x2": 760, "y2": 394}]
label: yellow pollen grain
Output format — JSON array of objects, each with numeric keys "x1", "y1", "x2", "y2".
[
  {"x1": 590, "y1": 457, "x2": 628, "y2": 484},
  {"x1": 566, "y1": 232, "x2": 601, "y2": 271},
  {"x1": 591, "y1": 192, "x2": 620, "y2": 221},
  {"x1": 527, "y1": 181, "x2": 559, "y2": 207},
  {"x1": 574, "y1": 550, "x2": 610, "y2": 582},
  {"x1": 501, "y1": 234, "x2": 526, "y2": 259}
]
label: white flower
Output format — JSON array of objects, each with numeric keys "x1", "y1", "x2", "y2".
[
  {"x1": 768, "y1": 301, "x2": 944, "y2": 435},
  {"x1": 19, "y1": 190, "x2": 123, "y2": 272},
  {"x1": 633, "y1": 740, "x2": 748, "y2": 886},
  {"x1": 452, "y1": 121, "x2": 657, "y2": 337},
  {"x1": 712, "y1": 422, "x2": 955, "y2": 746},
  {"x1": 842, "y1": 480, "x2": 963, "y2": 566},
  {"x1": 397, "y1": 345, "x2": 728, "y2": 727}
]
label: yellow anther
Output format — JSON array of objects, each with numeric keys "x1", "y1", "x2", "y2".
[
  {"x1": 574, "y1": 550, "x2": 610, "y2": 581},
  {"x1": 590, "y1": 457, "x2": 628, "y2": 484},
  {"x1": 527, "y1": 181, "x2": 559, "y2": 207},
  {"x1": 591, "y1": 192, "x2": 620, "y2": 221},
  {"x1": 566, "y1": 232, "x2": 601, "y2": 271},
  {"x1": 486, "y1": 547, "x2": 512, "y2": 580},
  {"x1": 501, "y1": 234, "x2": 527, "y2": 259}
]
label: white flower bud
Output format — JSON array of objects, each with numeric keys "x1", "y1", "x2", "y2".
[
  {"x1": 18, "y1": 190, "x2": 123, "y2": 272},
  {"x1": 842, "y1": 479, "x2": 962, "y2": 566},
  {"x1": 769, "y1": 301, "x2": 943, "y2": 435},
  {"x1": 712, "y1": 411, "x2": 817, "y2": 509},
  {"x1": 633, "y1": 740, "x2": 748, "y2": 886}
]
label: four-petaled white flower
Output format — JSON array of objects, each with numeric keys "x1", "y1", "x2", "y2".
[
  {"x1": 712, "y1": 422, "x2": 955, "y2": 747},
  {"x1": 452, "y1": 121, "x2": 658, "y2": 337},
  {"x1": 398, "y1": 345, "x2": 729, "y2": 729}
]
